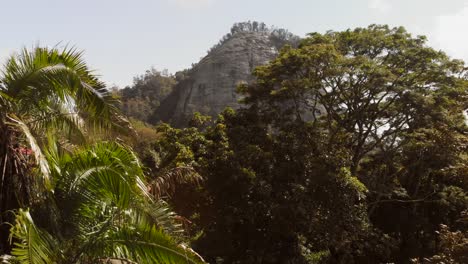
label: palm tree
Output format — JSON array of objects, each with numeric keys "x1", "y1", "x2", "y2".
[
  {"x1": 0, "y1": 47, "x2": 204, "y2": 263},
  {"x1": 0, "y1": 46, "x2": 125, "y2": 249},
  {"x1": 7, "y1": 141, "x2": 204, "y2": 263}
]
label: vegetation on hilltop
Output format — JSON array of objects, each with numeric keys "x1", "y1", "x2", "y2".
[
  {"x1": 208, "y1": 20, "x2": 301, "y2": 53},
  {"x1": 117, "y1": 68, "x2": 177, "y2": 123}
]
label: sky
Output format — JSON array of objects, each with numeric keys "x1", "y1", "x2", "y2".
[{"x1": 1, "y1": 0, "x2": 468, "y2": 87}]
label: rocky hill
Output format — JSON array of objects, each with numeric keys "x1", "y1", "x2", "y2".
[{"x1": 152, "y1": 22, "x2": 299, "y2": 127}]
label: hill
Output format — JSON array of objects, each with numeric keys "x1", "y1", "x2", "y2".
[{"x1": 119, "y1": 21, "x2": 300, "y2": 126}]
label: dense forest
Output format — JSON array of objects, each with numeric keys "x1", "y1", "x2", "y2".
[{"x1": 0, "y1": 23, "x2": 467, "y2": 264}]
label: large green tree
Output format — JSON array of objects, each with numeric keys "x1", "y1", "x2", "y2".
[{"x1": 239, "y1": 24, "x2": 468, "y2": 262}]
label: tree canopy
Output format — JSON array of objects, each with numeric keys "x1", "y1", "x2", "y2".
[
  {"x1": 153, "y1": 25, "x2": 468, "y2": 263},
  {"x1": 118, "y1": 68, "x2": 176, "y2": 122}
]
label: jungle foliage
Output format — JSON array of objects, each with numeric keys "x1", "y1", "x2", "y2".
[
  {"x1": 1, "y1": 24, "x2": 467, "y2": 264},
  {"x1": 0, "y1": 47, "x2": 204, "y2": 263}
]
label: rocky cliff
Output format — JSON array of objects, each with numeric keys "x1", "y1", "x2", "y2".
[{"x1": 154, "y1": 30, "x2": 283, "y2": 127}]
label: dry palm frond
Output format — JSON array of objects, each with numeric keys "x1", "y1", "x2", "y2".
[{"x1": 148, "y1": 166, "x2": 202, "y2": 200}]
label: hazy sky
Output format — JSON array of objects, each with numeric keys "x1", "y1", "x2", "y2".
[{"x1": 1, "y1": 0, "x2": 468, "y2": 87}]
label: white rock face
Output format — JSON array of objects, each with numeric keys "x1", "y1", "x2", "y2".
[{"x1": 158, "y1": 31, "x2": 279, "y2": 126}]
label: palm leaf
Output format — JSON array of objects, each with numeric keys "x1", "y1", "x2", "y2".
[
  {"x1": 63, "y1": 142, "x2": 149, "y2": 207},
  {"x1": 2, "y1": 46, "x2": 125, "y2": 136},
  {"x1": 133, "y1": 200, "x2": 184, "y2": 236},
  {"x1": 148, "y1": 165, "x2": 202, "y2": 200},
  {"x1": 6, "y1": 115, "x2": 51, "y2": 189},
  {"x1": 8, "y1": 209, "x2": 60, "y2": 264},
  {"x1": 83, "y1": 215, "x2": 204, "y2": 264}
]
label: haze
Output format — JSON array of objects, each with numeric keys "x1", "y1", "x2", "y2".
[{"x1": 1, "y1": 0, "x2": 467, "y2": 87}]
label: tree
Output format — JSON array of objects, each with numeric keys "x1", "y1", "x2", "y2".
[
  {"x1": 242, "y1": 24, "x2": 467, "y2": 175},
  {"x1": 236, "y1": 24, "x2": 468, "y2": 262},
  {"x1": 119, "y1": 68, "x2": 176, "y2": 122},
  {"x1": 0, "y1": 47, "x2": 129, "y2": 252}
]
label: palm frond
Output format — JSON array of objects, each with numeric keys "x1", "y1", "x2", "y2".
[
  {"x1": 148, "y1": 165, "x2": 202, "y2": 200},
  {"x1": 50, "y1": 143, "x2": 142, "y2": 229},
  {"x1": 68, "y1": 142, "x2": 149, "y2": 204},
  {"x1": 134, "y1": 200, "x2": 184, "y2": 236},
  {"x1": 1, "y1": 46, "x2": 125, "y2": 135},
  {"x1": 8, "y1": 209, "x2": 61, "y2": 264},
  {"x1": 6, "y1": 115, "x2": 51, "y2": 189},
  {"x1": 27, "y1": 95, "x2": 87, "y2": 144},
  {"x1": 83, "y1": 217, "x2": 205, "y2": 264}
]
